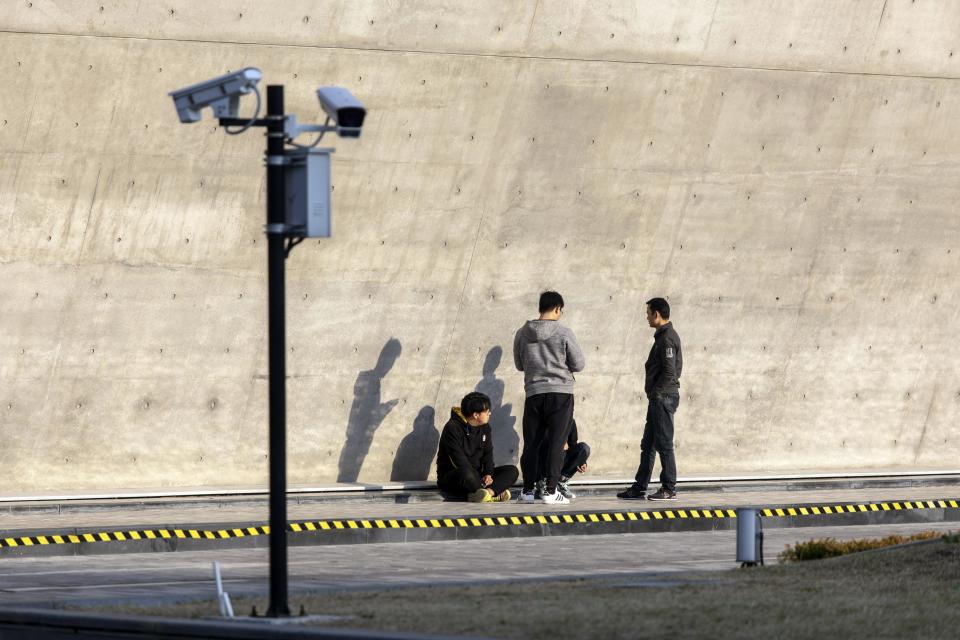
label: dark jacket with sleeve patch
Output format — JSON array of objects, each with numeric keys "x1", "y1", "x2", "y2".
[{"x1": 645, "y1": 323, "x2": 682, "y2": 395}]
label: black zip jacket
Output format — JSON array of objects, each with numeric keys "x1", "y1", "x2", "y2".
[
  {"x1": 436, "y1": 407, "x2": 494, "y2": 478},
  {"x1": 645, "y1": 322, "x2": 682, "y2": 395}
]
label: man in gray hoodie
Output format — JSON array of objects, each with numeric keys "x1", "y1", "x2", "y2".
[{"x1": 513, "y1": 291, "x2": 586, "y2": 505}]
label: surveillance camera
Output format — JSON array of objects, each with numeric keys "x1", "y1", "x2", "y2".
[
  {"x1": 169, "y1": 67, "x2": 262, "y2": 123},
  {"x1": 316, "y1": 87, "x2": 366, "y2": 138}
]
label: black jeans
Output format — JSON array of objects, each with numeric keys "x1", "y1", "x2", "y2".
[
  {"x1": 633, "y1": 393, "x2": 679, "y2": 492},
  {"x1": 560, "y1": 442, "x2": 591, "y2": 479},
  {"x1": 437, "y1": 464, "x2": 519, "y2": 498},
  {"x1": 520, "y1": 393, "x2": 574, "y2": 492}
]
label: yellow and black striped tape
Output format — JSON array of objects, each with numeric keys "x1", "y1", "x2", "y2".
[
  {"x1": 759, "y1": 499, "x2": 958, "y2": 517},
  {"x1": 0, "y1": 525, "x2": 272, "y2": 548},
  {"x1": 0, "y1": 499, "x2": 955, "y2": 549}
]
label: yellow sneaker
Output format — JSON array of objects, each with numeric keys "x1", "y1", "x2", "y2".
[
  {"x1": 492, "y1": 489, "x2": 511, "y2": 502},
  {"x1": 468, "y1": 488, "x2": 494, "y2": 503}
]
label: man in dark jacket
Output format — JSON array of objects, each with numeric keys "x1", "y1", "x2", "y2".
[
  {"x1": 436, "y1": 392, "x2": 519, "y2": 502},
  {"x1": 514, "y1": 291, "x2": 586, "y2": 505},
  {"x1": 618, "y1": 297, "x2": 683, "y2": 501}
]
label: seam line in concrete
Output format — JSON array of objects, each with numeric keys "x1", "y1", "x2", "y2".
[
  {"x1": 3, "y1": 29, "x2": 960, "y2": 83},
  {"x1": 431, "y1": 204, "x2": 487, "y2": 408}
]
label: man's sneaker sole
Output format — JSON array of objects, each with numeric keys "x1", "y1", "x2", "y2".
[{"x1": 647, "y1": 494, "x2": 677, "y2": 501}]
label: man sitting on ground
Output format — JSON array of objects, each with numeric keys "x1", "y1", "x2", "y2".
[
  {"x1": 557, "y1": 419, "x2": 591, "y2": 499},
  {"x1": 436, "y1": 392, "x2": 519, "y2": 502}
]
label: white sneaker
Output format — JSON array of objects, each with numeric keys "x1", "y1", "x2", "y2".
[
  {"x1": 557, "y1": 478, "x2": 576, "y2": 500},
  {"x1": 518, "y1": 490, "x2": 536, "y2": 503},
  {"x1": 539, "y1": 490, "x2": 570, "y2": 505}
]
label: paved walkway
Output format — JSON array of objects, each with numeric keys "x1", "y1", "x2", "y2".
[
  {"x1": 0, "y1": 521, "x2": 955, "y2": 609},
  {"x1": 1, "y1": 484, "x2": 957, "y2": 532}
]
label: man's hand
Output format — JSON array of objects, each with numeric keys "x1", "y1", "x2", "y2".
[
  {"x1": 482, "y1": 475, "x2": 493, "y2": 487},
  {"x1": 577, "y1": 463, "x2": 588, "y2": 474}
]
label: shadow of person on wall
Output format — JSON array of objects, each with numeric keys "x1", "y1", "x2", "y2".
[
  {"x1": 337, "y1": 338, "x2": 402, "y2": 483},
  {"x1": 390, "y1": 405, "x2": 439, "y2": 481},
  {"x1": 475, "y1": 346, "x2": 519, "y2": 466}
]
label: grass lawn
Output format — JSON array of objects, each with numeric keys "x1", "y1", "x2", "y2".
[{"x1": 94, "y1": 537, "x2": 960, "y2": 639}]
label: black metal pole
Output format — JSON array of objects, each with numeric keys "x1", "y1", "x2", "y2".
[{"x1": 265, "y1": 84, "x2": 290, "y2": 618}]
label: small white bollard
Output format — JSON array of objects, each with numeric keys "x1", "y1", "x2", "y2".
[
  {"x1": 212, "y1": 561, "x2": 235, "y2": 618},
  {"x1": 736, "y1": 508, "x2": 764, "y2": 567}
]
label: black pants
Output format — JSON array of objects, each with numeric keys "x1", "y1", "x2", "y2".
[
  {"x1": 437, "y1": 465, "x2": 518, "y2": 499},
  {"x1": 520, "y1": 393, "x2": 574, "y2": 492},
  {"x1": 633, "y1": 393, "x2": 679, "y2": 492},
  {"x1": 561, "y1": 442, "x2": 591, "y2": 479}
]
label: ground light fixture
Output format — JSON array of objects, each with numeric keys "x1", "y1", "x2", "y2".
[
  {"x1": 168, "y1": 67, "x2": 366, "y2": 617},
  {"x1": 736, "y1": 508, "x2": 765, "y2": 567}
]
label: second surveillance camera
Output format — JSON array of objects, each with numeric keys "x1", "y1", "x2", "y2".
[
  {"x1": 169, "y1": 67, "x2": 262, "y2": 123},
  {"x1": 316, "y1": 87, "x2": 366, "y2": 138}
]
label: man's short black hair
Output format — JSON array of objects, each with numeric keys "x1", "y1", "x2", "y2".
[
  {"x1": 646, "y1": 297, "x2": 670, "y2": 320},
  {"x1": 539, "y1": 291, "x2": 564, "y2": 313},
  {"x1": 461, "y1": 391, "x2": 491, "y2": 417}
]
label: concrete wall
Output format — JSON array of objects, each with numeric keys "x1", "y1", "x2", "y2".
[{"x1": 2, "y1": 1, "x2": 959, "y2": 493}]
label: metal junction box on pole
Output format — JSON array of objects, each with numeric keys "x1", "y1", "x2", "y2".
[{"x1": 284, "y1": 148, "x2": 334, "y2": 238}]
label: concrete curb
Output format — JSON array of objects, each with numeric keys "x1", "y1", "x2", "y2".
[{"x1": 1, "y1": 498, "x2": 956, "y2": 558}]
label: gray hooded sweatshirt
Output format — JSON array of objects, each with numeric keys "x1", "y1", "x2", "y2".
[{"x1": 513, "y1": 320, "x2": 586, "y2": 396}]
